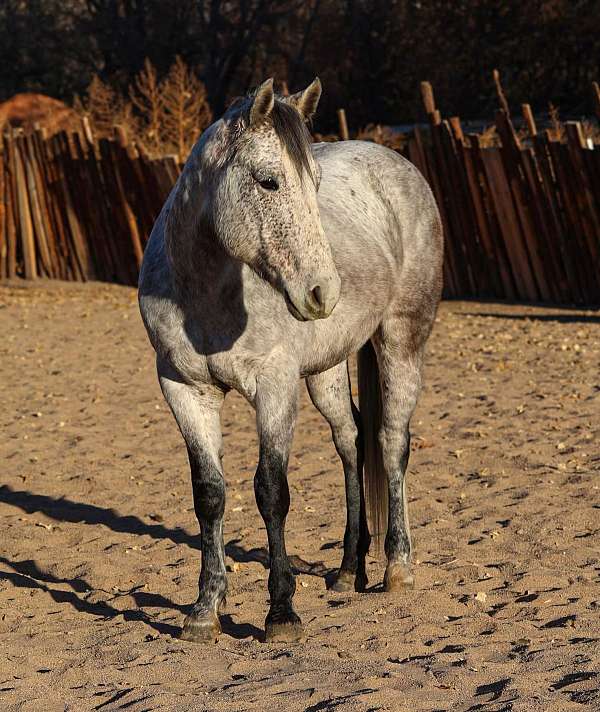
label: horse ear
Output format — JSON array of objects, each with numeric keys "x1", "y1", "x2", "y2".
[
  {"x1": 250, "y1": 78, "x2": 275, "y2": 127},
  {"x1": 286, "y1": 77, "x2": 322, "y2": 121}
]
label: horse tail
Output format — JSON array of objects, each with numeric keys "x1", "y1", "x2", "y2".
[{"x1": 357, "y1": 339, "x2": 387, "y2": 551}]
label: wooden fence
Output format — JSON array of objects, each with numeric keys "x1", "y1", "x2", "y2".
[
  {"x1": 1, "y1": 93, "x2": 599, "y2": 303},
  {"x1": 405, "y1": 82, "x2": 600, "y2": 304},
  {"x1": 0, "y1": 127, "x2": 177, "y2": 285}
]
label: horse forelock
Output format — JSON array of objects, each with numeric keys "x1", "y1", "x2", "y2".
[
  {"x1": 269, "y1": 100, "x2": 314, "y2": 181},
  {"x1": 219, "y1": 92, "x2": 314, "y2": 182}
]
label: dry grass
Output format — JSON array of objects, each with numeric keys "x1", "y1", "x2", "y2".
[{"x1": 355, "y1": 123, "x2": 406, "y2": 151}]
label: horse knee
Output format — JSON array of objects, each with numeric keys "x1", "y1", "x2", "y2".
[
  {"x1": 254, "y1": 450, "x2": 290, "y2": 520},
  {"x1": 188, "y1": 448, "x2": 225, "y2": 521}
]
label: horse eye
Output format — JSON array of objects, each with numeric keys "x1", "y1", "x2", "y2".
[{"x1": 259, "y1": 177, "x2": 279, "y2": 191}]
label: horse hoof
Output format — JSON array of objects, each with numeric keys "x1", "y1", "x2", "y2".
[
  {"x1": 329, "y1": 570, "x2": 354, "y2": 592},
  {"x1": 179, "y1": 613, "x2": 221, "y2": 643},
  {"x1": 265, "y1": 621, "x2": 304, "y2": 643},
  {"x1": 383, "y1": 564, "x2": 414, "y2": 592}
]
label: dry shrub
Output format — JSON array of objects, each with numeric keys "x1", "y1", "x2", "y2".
[
  {"x1": 160, "y1": 56, "x2": 212, "y2": 162},
  {"x1": 547, "y1": 103, "x2": 564, "y2": 142},
  {"x1": 75, "y1": 76, "x2": 138, "y2": 140},
  {"x1": 0, "y1": 93, "x2": 81, "y2": 135},
  {"x1": 543, "y1": 104, "x2": 599, "y2": 145},
  {"x1": 581, "y1": 120, "x2": 600, "y2": 145},
  {"x1": 312, "y1": 132, "x2": 341, "y2": 142},
  {"x1": 476, "y1": 124, "x2": 499, "y2": 147},
  {"x1": 129, "y1": 58, "x2": 164, "y2": 154},
  {"x1": 75, "y1": 58, "x2": 212, "y2": 159},
  {"x1": 356, "y1": 123, "x2": 406, "y2": 150},
  {"x1": 128, "y1": 57, "x2": 212, "y2": 160}
]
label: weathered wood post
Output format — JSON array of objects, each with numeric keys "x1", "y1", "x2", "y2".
[
  {"x1": 337, "y1": 108, "x2": 349, "y2": 140},
  {"x1": 591, "y1": 81, "x2": 600, "y2": 121},
  {"x1": 521, "y1": 104, "x2": 537, "y2": 137},
  {"x1": 420, "y1": 81, "x2": 441, "y2": 125}
]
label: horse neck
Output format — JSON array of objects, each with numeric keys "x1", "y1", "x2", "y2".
[{"x1": 165, "y1": 165, "x2": 236, "y2": 302}]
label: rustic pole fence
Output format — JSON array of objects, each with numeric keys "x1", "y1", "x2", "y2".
[
  {"x1": 1, "y1": 82, "x2": 599, "y2": 304},
  {"x1": 0, "y1": 122, "x2": 178, "y2": 286}
]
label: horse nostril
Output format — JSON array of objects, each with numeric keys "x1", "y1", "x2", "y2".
[{"x1": 311, "y1": 285, "x2": 323, "y2": 310}]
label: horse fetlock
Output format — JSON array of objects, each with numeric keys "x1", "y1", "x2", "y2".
[
  {"x1": 383, "y1": 561, "x2": 415, "y2": 592},
  {"x1": 355, "y1": 567, "x2": 369, "y2": 592}
]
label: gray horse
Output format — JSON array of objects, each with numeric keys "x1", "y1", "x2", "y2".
[{"x1": 138, "y1": 78, "x2": 443, "y2": 643}]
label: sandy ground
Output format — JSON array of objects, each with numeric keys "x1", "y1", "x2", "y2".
[{"x1": 0, "y1": 280, "x2": 599, "y2": 712}]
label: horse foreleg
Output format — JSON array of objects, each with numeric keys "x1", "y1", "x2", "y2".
[
  {"x1": 307, "y1": 362, "x2": 370, "y2": 592},
  {"x1": 158, "y1": 360, "x2": 226, "y2": 642},
  {"x1": 254, "y1": 368, "x2": 302, "y2": 642}
]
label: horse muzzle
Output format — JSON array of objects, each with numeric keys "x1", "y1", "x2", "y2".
[{"x1": 284, "y1": 272, "x2": 341, "y2": 321}]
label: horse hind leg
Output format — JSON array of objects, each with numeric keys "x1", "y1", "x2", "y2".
[
  {"x1": 306, "y1": 362, "x2": 370, "y2": 592},
  {"x1": 371, "y1": 309, "x2": 435, "y2": 592}
]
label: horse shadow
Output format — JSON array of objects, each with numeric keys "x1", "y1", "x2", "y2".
[
  {"x1": 0, "y1": 485, "x2": 352, "y2": 639},
  {"x1": 0, "y1": 485, "x2": 341, "y2": 582},
  {"x1": 0, "y1": 555, "x2": 263, "y2": 641},
  {"x1": 224, "y1": 537, "x2": 339, "y2": 585},
  {"x1": 0, "y1": 555, "x2": 180, "y2": 638}
]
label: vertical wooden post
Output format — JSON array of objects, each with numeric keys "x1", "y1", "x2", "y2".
[
  {"x1": 114, "y1": 124, "x2": 137, "y2": 160},
  {"x1": 81, "y1": 116, "x2": 94, "y2": 146},
  {"x1": 521, "y1": 104, "x2": 537, "y2": 137},
  {"x1": 565, "y1": 121, "x2": 586, "y2": 149},
  {"x1": 493, "y1": 69, "x2": 510, "y2": 116},
  {"x1": 53, "y1": 132, "x2": 90, "y2": 280},
  {"x1": 31, "y1": 130, "x2": 61, "y2": 277},
  {"x1": 13, "y1": 140, "x2": 37, "y2": 279},
  {"x1": 5, "y1": 170, "x2": 17, "y2": 279},
  {"x1": 0, "y1": 140, "x2": 5, "y2": 279},
  {"x1": 22, "y1": 136, "x2": 53, "y2": 277},
  {"x1": 337, "y1": 108, "x2": 349, "y2": 140},
  {"x1": 495, "y1": 109, "x2": 551, "y2": 299},
  {"x1": 105, "y1": 139, "x2": 144, "y2": 271},
  {"x1": 114, "y1": 125, "x2": 128, "y2": 148},
  {"x1": 449, "y1": 116, "x2": 465, "y2": 144},
  {"x1": 420, "y1": 81, "x2": 435, "y2": 113},
  {"x1": 420, "y1": 81, "x2": 441, "y2": 125},
  {"x1": 591, "y1": 81, "x2": 600, "y2": 121},
  {"x1": 564, "y1": 121, "x2": 600, "y2": 284},
  {"x1": 5, "y1": 166, "x2": 17, "y2": 278}
]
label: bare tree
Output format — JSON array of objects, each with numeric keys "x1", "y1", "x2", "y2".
[
  {"x1": 129, "y1": 57, "x2": 164, "y2": 154},
  {"x1": 161, "y1": 56, "x2": 212, "y2": 162},
  {"x1": 76, "y1": 74, "x2": 137, "y2": 138}
]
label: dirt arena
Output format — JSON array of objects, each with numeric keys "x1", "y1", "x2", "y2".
[{"x1": 0, "y1": 280, "x2": 598, "y2": 712}]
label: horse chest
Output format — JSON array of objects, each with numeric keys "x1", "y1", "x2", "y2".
[{"x1": 205, "y1": 349, "x2": 260, "y2": 402}]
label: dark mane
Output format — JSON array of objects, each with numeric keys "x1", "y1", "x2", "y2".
[
  {"x1": 229, "y1": 91, "x2": 314, "y2": 180},
  {"x1": 270, "y1": 99, "x2": 314, "y2": 179}
]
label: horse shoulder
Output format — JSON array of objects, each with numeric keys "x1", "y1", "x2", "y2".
[{"x1": 139, "y1": 216, "x2": 213, "y2": 386}]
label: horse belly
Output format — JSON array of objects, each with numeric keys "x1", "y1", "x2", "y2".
[{"x1": 300, "y1": 295, "x2": 386, "y2": 376}]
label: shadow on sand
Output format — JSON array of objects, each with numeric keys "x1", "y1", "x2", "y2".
[{"x1": 0, "y1": 485, "x2": 350, "y2": 640}]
